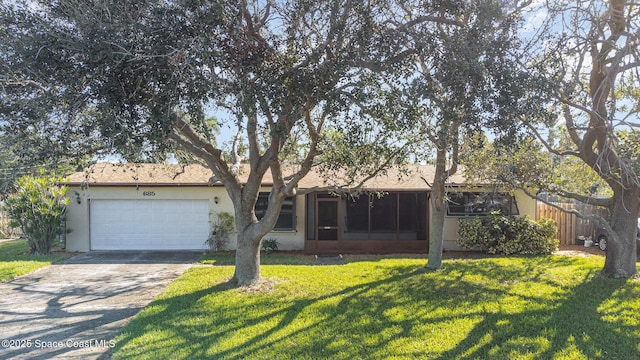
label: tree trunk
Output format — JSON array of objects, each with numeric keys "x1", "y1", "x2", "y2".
[
  {"x1": 231, "y1": 190, "x2": 284, "y2": 286},
  {"x1": 426, "y1": 148, "x2": 448, "y2": 270},
  {"x1": 426, "y1": 188, "x2": 446, "y2": 270},
  {"x1": 233, "y1": 227, "x2": 262, "y2": 286},
  {"x1": 602, "y1": 191, "x2": 639, "y2": 278}
]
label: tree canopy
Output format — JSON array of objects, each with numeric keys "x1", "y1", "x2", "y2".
[
  {"x1": 381, "y1": 0, "x2": 551, "y2": 269},
  {"x1": 6, "y1": 0, "x2": 632, "y2": 281},
  {"x1": 1, "y1": 0, "x2": 412, "y2": 285},
  {"x1": 521, "y1": 0, "x2": 640, "y2": 277}
]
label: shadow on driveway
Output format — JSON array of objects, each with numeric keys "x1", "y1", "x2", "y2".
[{"x1": 0, "y1": 251, "x2": 201, "y2": 360}]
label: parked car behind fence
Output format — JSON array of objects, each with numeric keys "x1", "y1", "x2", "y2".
[{"x1": 594, "y1": 218, "x2": 640, "y2": 253}]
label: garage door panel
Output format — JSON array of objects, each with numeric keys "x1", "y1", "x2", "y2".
[{"x1": 90, "y1": 200, "x2": 210, "y2": 250}]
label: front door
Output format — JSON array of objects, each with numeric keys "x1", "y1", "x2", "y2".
[{"x1": 316, "y1": 198, "x2": 340, "y2": 253}]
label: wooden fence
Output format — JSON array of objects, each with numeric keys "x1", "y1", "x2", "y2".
[{"x1": 537, "y1": 202, "x2": 608, "y2": 245}]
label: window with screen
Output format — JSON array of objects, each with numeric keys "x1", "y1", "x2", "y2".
[
  {"x1": 346, "y1": 195, "x2": 369, "y2": 232},
  {"x1": 344, "y1": 192, "x2": 427, "y2": 238},
  {"x1": 255, "y1": 192, "x2": 296, "y2": 230},
  {"x1": 446, "y1": 192, "x2": 519, "y2": 216}
]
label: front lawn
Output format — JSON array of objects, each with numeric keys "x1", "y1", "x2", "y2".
[
  {"x1": 0, "y1": 239, "x2": 70, "y2": 282},
  {"x1": 113, "y1": 255, "x2": 640, "y2": 359}
]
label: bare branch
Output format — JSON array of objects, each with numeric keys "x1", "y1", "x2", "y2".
[
  {"x1": 281, "y1": 101, "x2": 324, "y2": 196},
  {"x1": 173, "y1": 116, "x2": 221, "y2": 159},
  {"x1": 389, "y1": 15, "x2": 464, "y2": 32},
  {"x1": 231, "y1": 126, "x2": 244, "y2": 175},
  {"x1": 519, "y1": 185, "x2": 610, "y2": 223},
  {"x1": 526, "y1": 124, "x2": 581, "y2": 157},
  {"x1": 1, "y1": 78, "x2": 48, "y2": 92}
]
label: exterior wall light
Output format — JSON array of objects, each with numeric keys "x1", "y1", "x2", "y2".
[{"x1": 75, "y1": 192, "x2": 82, "y2": 204}]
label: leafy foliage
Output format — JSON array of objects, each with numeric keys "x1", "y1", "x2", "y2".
[
  {"x1": 616, "y1": 130, "x2": 640, "y2": 176},
  {"x1": 521, "y1": 0, "x2": 640, "y2": 277},
  {"x1": 0, "y1": 0, "x2": 416, "y2": 284},
  {"x1": 261, "y1": 238, "x2": 279, "y2": 255},
  {"x1": 461, "y1": 132, "x2": 613, "y2": 199},
  {"x1": 205, "y1": 211, "x2": 235, "y2": 252},
  {"x1": 0, "y1": 216, "x2": 18, "y2": 238},
  {"x1": 383, "y1": 0, "x2": 552, "y2": 269},
  {"x1": 457, "y1": 215, "x2": 558, "y2": 255},
  {"x1": 3, "y1": 173, "x2": 70, "y2": 255},
  {"x1": 0, "y1": 133, "x2": 91, "y2": 194}
]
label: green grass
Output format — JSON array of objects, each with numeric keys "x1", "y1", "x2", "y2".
[
  {"x1": 0, "y1": 239, "x2": 70, "y2": 282},
  {"x1": 113, "y1": 255, "x2": 640, "y2": 359}
]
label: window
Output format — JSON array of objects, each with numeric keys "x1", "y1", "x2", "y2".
[
  {"x1": 255, "y1": 192, "x2": 296, "y2": 231},
  {"x1": 446, "y1": 192, "x2": 519, "y2": 216}
]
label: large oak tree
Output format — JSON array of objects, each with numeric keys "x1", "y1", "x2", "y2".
[
  {"x1": 525, "y1": 0, "x2": 640, "y2": 277},
  {"x1": 0, "y1": 0, "x2": 409, "y2": 285}
]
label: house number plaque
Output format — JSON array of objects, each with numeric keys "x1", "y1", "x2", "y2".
[{"x1": 142, "y1": 191, "x2": 156, "y2": 196}]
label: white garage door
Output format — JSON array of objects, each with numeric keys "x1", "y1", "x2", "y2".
[{"x1": 90, "y1": 199, "x2": 210, "y2": 250}]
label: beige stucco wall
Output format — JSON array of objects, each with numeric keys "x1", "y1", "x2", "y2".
[
  {"x1": 441, "y1": 189, "x2": 537, "y2": 251},
  {"x1": 65, "y1": 185, "x2": 537, "y2": 253},
  {"x1": 64, "y1": 185, "x2": 307, "y2": 252}
]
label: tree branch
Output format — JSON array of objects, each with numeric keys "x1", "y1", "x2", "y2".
[
  {"x1": 231, "y1": 125, "x2": 244, "y2": 176},
  {"x1": 519, "y1": 185, "x2": 610, "y2": 223},
  {"x1": 282, "y1": 101, "x2": 323, "y2": 196},
  {"x1": 526, "y1": 124, "x2": 581, "y2": 157},
  {"x1": 389, "y1": 15, "x2": 464, "y2": 32}
]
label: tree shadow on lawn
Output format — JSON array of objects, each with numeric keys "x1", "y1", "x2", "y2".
[
  {"x1": 113, "y1": 265, "x2": 426, "y2": 359},
  {"x1": 114, "y1": 257, "x2": 639, "y2": 359},
  {"x1": 435, "y1": 277, "x2": 637, "y2": 359}
]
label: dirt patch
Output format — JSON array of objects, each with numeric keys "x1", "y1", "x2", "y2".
[
  {"x1": 554, "y1": 244, "x2": 605, "y2": 257},
  {"x1": 237, "y1": 277, "x2": 281, "y2": 294}
]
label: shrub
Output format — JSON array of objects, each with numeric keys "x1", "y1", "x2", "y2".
[
  {"x1": 0, "y1": 215, "x2": 19, "y2": 238},
  {"x1": 3, "y1": 173, "x2": 70, "y2": 255},
  {"x1": 261, "y1": 238, "x2": 279, "y2": 254},
  {"x1": 206, "y1": 211, "x2": 235, "y2": 251},
  {"x1": 457, "y1": 215, "x2": 558, "y2": 255}
]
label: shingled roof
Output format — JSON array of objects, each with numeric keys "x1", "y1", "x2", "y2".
[
  {"x1": 66, "y1": 163, "x2": 468, "y2": 190},
  {"x1": 67, "y1": 163, "x2": 213, "y2": 186}
]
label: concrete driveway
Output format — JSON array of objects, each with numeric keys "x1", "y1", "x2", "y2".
[{"x1": 0, "y1": 251, "x2": 201, "y2": 360}]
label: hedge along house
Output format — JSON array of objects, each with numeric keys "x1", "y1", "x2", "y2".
[{"x1": 64, "y1": 163, "x2": 537, "y2": 254}]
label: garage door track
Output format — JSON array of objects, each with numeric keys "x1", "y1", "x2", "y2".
[{"x1": 0, "y1": 251, "x2": 201, "y2": 359}]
